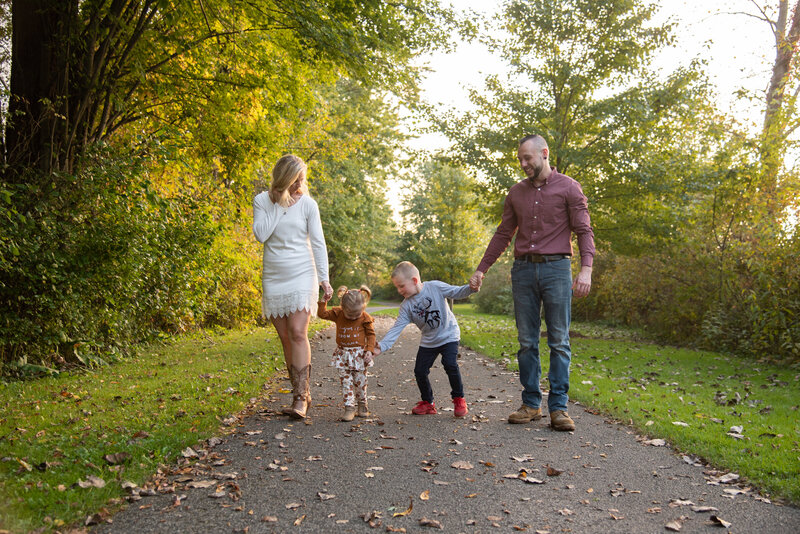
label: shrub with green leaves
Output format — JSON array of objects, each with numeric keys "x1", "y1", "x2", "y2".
[{"x1": 0, "y1": 148, "x2": 222, "y2": 371}]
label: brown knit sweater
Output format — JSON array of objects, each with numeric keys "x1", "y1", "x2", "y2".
[{"x1": 317, "y1": 301, "x2": 376, "y2": 353}]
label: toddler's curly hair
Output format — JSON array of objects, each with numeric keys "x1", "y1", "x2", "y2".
[{"x1": 337, "y1": 285, "x2": 371, "y2": 315}]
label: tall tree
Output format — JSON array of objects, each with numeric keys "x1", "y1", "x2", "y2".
[
  {"x1": 1, "y1": 0, "x2": 452, "y2": 179},
  {"x1": 437, "y1": 0, "x2": 713, "y2": 254},
  {"x1": 400, "y1": 160, "x2": 488, "y2": 284},
  {"x1": 749, "y1": 0, "x2": 800, "y2": 214}
]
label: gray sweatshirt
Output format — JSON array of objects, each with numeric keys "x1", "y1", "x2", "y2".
[{"x1": 378, "y1": 281, "x2": 475, "y2": 351}]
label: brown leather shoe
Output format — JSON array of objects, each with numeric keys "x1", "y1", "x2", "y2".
[
  {"x1": 508, "y1": 404, "x2": 543, "y2": 424},
  {"x1": 549, "y1": 410, "x2": 575, "y2": 431}
]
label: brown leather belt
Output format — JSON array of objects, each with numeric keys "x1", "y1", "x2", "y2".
[{"x1": 516, "y1": 254, "x2": 570, "y2": 263}]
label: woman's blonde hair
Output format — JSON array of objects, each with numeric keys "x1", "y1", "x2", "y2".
[
  {"x1": 337, "y1": 285, "x2": 372, "y2": 315},
  {"x1": 270, "y1": 154, "x2": 309, "y2": 207}
]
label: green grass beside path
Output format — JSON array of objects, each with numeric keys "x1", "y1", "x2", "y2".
[
  {"x1": 0, "y1": 322, "x2": 327, "y2": 533},
  {"x1": 454, "y1": 304, "x2": 800, "y2": 505}
]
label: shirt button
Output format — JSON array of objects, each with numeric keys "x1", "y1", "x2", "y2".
[{"x1": 535, "y1": 201, "x2": 538, "y2": 204}]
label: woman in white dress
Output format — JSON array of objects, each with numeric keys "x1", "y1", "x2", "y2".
[{"x1": 253, "y1": 154, "x2": 333, "y2": 418}]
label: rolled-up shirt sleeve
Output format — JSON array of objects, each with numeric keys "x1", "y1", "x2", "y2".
[
  {"x1": 477, "y1": 194, "x2": 517, "y2": 273},
  {"x1": 568, "y1": 183, "x2": 595, "y2": 267}
]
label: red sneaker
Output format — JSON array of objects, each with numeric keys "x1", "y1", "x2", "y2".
[
  {"x1": 453, "y1": 397, "x2": 468, "y2": 417},
  {"x1": 411, "y1": 400, "x2": 437, "y2": 415}
]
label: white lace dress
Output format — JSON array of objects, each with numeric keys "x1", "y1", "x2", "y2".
[{"x1": 252, "y1": 193, "x2": 329, "y2": 318}]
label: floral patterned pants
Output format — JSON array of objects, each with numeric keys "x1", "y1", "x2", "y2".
[{"x1": 338, "y1": 368, "x2": 368, "y2": 407}]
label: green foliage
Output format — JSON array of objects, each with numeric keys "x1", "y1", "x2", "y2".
[
  {"x1": 471, "y1": 252, "x2": 515, "y2": 316},
  {"x1": 456, "y1": 305, "x2": 800, "y2": 504},
  {"x1": 307, "y1": 79, "x2": 403, "y2": 289},
  {"x1": 399, "y1": 160, "x2": 489, "y2": 284},
  {"x1": 0, "y1": 148, "x2": 222, "y2": 369},
  {"x1": 438, "y1": 0, "x2": 715, "y2": 254}
]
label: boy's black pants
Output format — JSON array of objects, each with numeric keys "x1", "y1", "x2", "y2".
[{"x1": 415, "y1": 341, "x2": 464, "y2": 402}]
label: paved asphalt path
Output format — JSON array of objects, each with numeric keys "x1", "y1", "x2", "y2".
[{"x1": 99, "y1": 317, "x2": 800, "y2": 533}]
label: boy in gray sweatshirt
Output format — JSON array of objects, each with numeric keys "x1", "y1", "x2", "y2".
[{"x1": 373, "y1": 261, "x2": 477, "y2": 417}]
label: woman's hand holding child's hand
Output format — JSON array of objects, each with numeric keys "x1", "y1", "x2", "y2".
[{"x1": 321, "y1": 280, "x2": 333, "y2": 301}]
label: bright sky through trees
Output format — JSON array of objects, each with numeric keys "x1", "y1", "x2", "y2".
[{"x1": 410, "y1": 0, "x2": 776, "y2": 153}]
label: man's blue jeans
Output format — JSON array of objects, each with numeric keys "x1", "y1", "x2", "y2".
[{"x1": 511, "y1": 257, "x2": 572, "y2": 412}]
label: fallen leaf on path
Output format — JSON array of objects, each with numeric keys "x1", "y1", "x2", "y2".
[
  {"x1": 433, "y1": 480, "x2": 449, "y2": 485},
  {"x1": 546, "y1": 466, "x2": 562, "y2": 477},
  {"x1": 361, "y1": 510, "x2": 383, "y2": 528},
  {"x1": 261, "y1": 516, "x2": 277, "y2": 522},
  {"x1": 285, "y1": 502, "x2": 302, "y2": 510},
  {"x1": 208, "y1": 490, "x2": 226, "y2": 499},
  {"x1": 723, "y1": 487, "x2": 749, "y2": 496},
  {"x1": 367, "y1": 466, "x2": 384, "y2": 471},
  {"x1": 558, "y1": 509, "x2": 573, "y2": 516},
  {"x1": 644, "y1": 439, "x2": 666, "y2": 447},
  {"x1": 181, "y1": 447, "x2": 198, "y2": 458},
  {"x1": 293, "y1": 514, "x2": 305, "y2": 526},
  {"x1": 665, "y1": 520, "x2": 682, "y2": 531},
  {"x1": 419, "y1": 518, "x2": 443, "y2": 529},
  {"x1": 186, "y1": 480, "x2": 216, "y2": 489},
  {"x1": 511, "y1": 455, "x2": 535, "y2": 462},
  {"x1": 709, "y1": 515, "x2": 731, "y2": 528},
  {"x1": 317, "y1": 492, "x2": 336, "y2": 501},
  {"x1": 691, "y1": 506, "x2": 719, "y2": 513},
  {"x1": 364, "y1": 472, "x2": 375, "y2": 478},
  {"x1": 465, "y1": 493, "x2": 478, "y2": 498},
  {"x1": 451, "y1": 461, "x2": 474, "y2": 470},
  {"x1": 386, "y1": 527, "x2": 406, "y2": 533},
  {"x1": 420, "y1": 490, "x2": 430, "y2": 500},
  {"x1": 669, "y1": 499, "x2": 694, "y2": 507},
  {"x1": 392, "y1": 497, "x2": 413, "y2": 517}
]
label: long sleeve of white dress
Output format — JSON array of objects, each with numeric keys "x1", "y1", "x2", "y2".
[
  {"x1": 306, "y1": 198, "x2": 329, "y2": 283},
  {"x1": 252, "y1": 191, "x2": 279, "y2": 243}
]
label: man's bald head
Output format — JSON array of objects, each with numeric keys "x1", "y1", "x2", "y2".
[{"x1": 519, "y1": 134, "x2": 548, "y2": 151}]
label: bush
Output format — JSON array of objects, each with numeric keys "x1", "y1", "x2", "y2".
[
  {"x1": 0, "y1": 148, "x2": 224, "y2": 371},
  {"x1": 472, "y1": 253, "x2": 514, "y2": 316}
]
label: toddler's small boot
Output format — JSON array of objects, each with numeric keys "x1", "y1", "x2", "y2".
[
  {"x1": 453, "y1": 397, "x2": 468, "y2": 418},
  {"x1": 357, "y1": 401, "x2": 370, "y2": 418},
  {"x1": 341, "y1": 406, "x2": 357, "y2": 422}
]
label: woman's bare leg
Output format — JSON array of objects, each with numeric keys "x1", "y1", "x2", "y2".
[{"x1": 286, "y1": 309, "x2": 312, "y2": 367}]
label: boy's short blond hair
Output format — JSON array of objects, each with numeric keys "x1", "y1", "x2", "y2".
[{"x1": 391, "y1": 261, "x2": 420, "y2": 281}]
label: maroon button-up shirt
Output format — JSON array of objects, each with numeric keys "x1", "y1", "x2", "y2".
[{"x1": 477, "y1": 168, "x2": 595, "y2": 272}]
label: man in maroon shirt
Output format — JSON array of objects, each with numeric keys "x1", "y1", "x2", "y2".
[{"x1": 469, "y1": 134, "x2": 594, "y2": 431}]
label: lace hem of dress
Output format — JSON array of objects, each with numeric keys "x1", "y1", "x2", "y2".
[{"x1": 262, "y1": 289, "x2": 318, "y2": 319}]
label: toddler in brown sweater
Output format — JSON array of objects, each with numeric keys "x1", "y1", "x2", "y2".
[{"x1": 318, "y1": 285, "x2": 376, "y2": 421}]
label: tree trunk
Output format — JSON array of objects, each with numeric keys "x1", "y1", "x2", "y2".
[
  {"x1": 5, "y1": 0, "x2": 76, "y2": 179},
  {"x1": 761, "y1": 0, "x2": 800, "y2": 210}
]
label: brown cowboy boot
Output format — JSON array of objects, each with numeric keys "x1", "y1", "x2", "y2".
[
  {"x1": 281, "y1": 364, "x2": 294, "y2": 415},
  {"x1": 288, "y1": 364, "x2": 311, "y2": 419}
]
